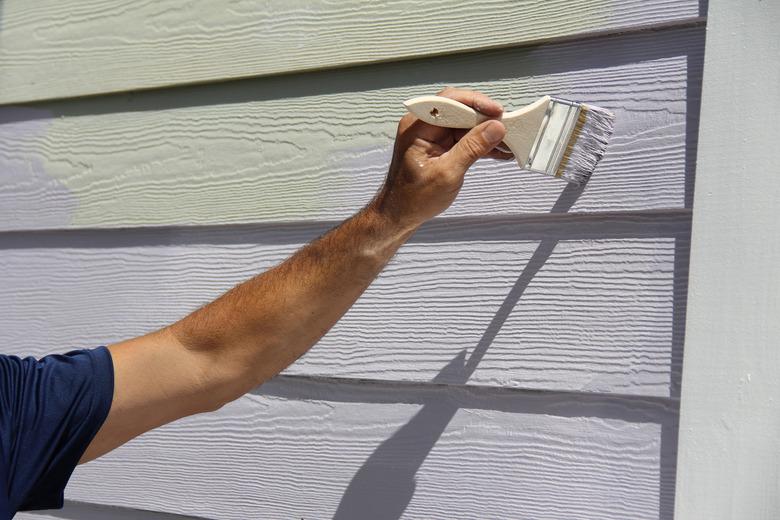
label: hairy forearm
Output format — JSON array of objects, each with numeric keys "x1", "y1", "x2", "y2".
[
  {"x1": 84, "y1": 89, "x2": 505, "y2": 463},
  {"x1": 168, "y1": 202, "x2": 415, "y2": 390}
]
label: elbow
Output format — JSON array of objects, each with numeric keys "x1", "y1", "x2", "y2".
[{"x1": 164, "y1": 321, "x2": 290, "y2": 414}]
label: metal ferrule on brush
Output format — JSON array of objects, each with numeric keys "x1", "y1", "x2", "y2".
[{"x1": 524, "y1": 98, "x2": 582, "y2": 178}]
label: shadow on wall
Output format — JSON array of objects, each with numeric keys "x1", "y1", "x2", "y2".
[
  {"x1": 331, "y1": 34, "x2": 703, "y2": 511},
  {"x1": 333, "y1": 183, "x2": 585, "y2": 520}
]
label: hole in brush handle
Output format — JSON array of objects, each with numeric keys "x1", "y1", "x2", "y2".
[{"x1": 403, "y1": 95, "x2": 485, "y2": 128}]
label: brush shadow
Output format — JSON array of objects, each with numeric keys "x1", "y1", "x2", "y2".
[{"x1": 332, "y1": 183, "x2": 585, "y2": 519}]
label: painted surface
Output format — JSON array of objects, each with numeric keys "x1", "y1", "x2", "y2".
[
  {"x1": 0, "y1": 0, "x2": 701, "y2": 104},
  {"x1": 16, "y1": 501, "x2": 208, "y2": 520},
  {"x1": 0, "y1": 108, "x2": 76, "y2": 228},
  {"x1": 674, "y1": 0, "x2": 780, "y2": 518},
  {"x1": 0, "y1": 27, "x2": 704, "y2": 231},
  {"x1": 0, "y1": 5, "x2": 707, "y2": 520},
  {"x1": 63, "y1": 377, "x2": 678, "y2": 520},
  {"x1": 0, "y1": 215, "x2": 689, "y2": 397}
]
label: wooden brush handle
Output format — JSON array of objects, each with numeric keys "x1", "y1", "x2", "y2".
[{"x1": 403, "y1": 95, "x2": 552, "y2": 166}]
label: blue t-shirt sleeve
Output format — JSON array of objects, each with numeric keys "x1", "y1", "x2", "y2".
[{"x1": 0, "y1": 346, "x2": 114, "y2": 514}]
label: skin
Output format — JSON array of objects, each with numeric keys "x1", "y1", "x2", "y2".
[{"x1": 81, "y1": 88, "x2": 510, "y2": 463}]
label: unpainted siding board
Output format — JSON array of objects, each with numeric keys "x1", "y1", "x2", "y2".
[
  {"x1": 0, "y1": 27, "x2": 704, "y2": 231},
  {"x1": 0, "y1": 0, "x2": 701, "y2": 104},
  {"x1": 66, "y1": 377, "x2": 678, "y2": 520},
  {"x1": 0, "y1": 215, "x2": 689, "y2": 396}
]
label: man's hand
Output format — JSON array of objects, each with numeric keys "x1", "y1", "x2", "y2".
[
  {"x1": 81, "y1": 88, "x2": 507, "y2": 464},
  {"x1": 373, "y1": 87, "x2": 509, "y2": 229}
]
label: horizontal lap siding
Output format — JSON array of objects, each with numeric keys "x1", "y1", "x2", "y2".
[
  {"x1": 0, "y1": 27, "x2": 703, "y2": 231},
  {"x1": 0, "y1": 10, "x2": 701, "y2": 520},
  {"x1": 15, "y1": 501, "x2": 209, "y2": 520},
  {"x1": 66, "y1": 377, "x2": 677, "y2": 520},
  {"x1": 0, "y1": 0, "x2": 701, "y2": 104},
  {"x1": 0, "y1": 217, "x2": 688, "y2": 397}
]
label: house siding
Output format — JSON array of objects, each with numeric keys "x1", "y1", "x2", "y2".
[{"x1": 3, "y1": 2, "x2": 704, "y2": 518}]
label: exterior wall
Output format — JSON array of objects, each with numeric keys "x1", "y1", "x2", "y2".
[
  {"x1": 16, "y1": 501, "x2": 207, "y2": 520},
  {"x1": 3, "y1": 1, "x2": 704, "y2": 518},
  {"x1": 675, "y1": 0, "x2": 780, "y2": 518},
  {"x1": 0, "y1": 0, "x2": 702, "y2": 104}
]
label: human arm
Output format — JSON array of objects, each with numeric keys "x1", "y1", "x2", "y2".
[{"x1": 81, "y1": 88, "x2": 508, "y2": 462}]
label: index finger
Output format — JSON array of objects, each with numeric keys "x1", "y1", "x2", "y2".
[{"x1": 437, "y1": 87, "x2": 503, "y2": 117}]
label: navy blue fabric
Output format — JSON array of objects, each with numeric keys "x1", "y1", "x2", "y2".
[{"x1": 0, "y1": 347, "x2": 113, "y2": 519}]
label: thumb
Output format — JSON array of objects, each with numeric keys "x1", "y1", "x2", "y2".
[{"x1": 444, "y1": 120, "x2": 506, "y2": 172}]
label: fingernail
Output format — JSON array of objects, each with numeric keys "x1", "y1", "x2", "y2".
[{"x1": 481, "y1": 120, "x2": 506, "y2": 144}]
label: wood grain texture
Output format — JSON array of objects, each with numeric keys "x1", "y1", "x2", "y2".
[
  {"x1": 0, "y1": 27, "x2": 704, "y2": 231},
  {"x1": 16, "y1": 501, "x2": 211, "y2": 520},
  {"x1": 675, "y1": 0, "x2": 780, "y2": 517},
  {"x1": 64, "y1": 376, "x2": 678, "y2": 520},
  {"x1": 0, "y1": 214, "x2": 689, "y2": 397},
  {"x1": 0, "y1": 0, "x2": 701, "y2": 104}
]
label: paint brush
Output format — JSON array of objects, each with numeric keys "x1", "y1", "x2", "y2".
[{"x1": 403, "y1": 95, "x2": 615, "y2": 185}]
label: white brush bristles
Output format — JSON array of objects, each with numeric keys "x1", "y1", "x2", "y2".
[{"x1": 559, "y1": 104, "x2": 615, "y2": 185}]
